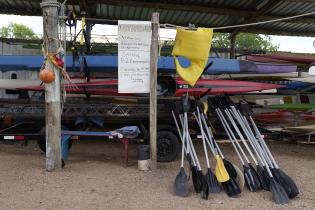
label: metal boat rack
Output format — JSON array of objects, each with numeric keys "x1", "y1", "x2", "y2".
[{"x1": 0, "y1": 98, "x2": 170, "y2": 118}]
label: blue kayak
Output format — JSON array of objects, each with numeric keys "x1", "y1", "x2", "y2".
[
  {"x1": 0, "y1": 55, "x2": 259, "y2": 74},
  {"x1": 277, "y1": 81, "x2": 310, "y2": 90}
]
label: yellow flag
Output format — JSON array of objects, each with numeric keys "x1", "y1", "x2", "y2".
[{"x1": 172, "y1": 27, "x2": 213, "y2": 86}]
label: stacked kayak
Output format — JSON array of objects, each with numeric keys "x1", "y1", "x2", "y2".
[
  {"x1": 247, "y1": 54, "x2": 315, "y2": 65},
  {"x1": 0, "y1": 77, "x2": 283, "y2": 97},
  {"x1": 0, "y1": 55, "x2": 297, "y2": 74},
  {"x1": 255, "y1": 111, "x2": 315, "y2": 125}
]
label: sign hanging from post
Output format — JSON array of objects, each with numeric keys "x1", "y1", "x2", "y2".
[{"x1": 118, "y1": 20, "x2": 152, "y2": 93}]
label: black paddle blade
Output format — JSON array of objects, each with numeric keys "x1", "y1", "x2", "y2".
[
  {"x1": 200, "y1": 171, "x2": 209, "y2": 199},
  {"x1": 221, "y1": 177, "x2": 241, "y2": 197},
  {"x1": 186, "y1": 154, "x2": 202, "y2": 193},
  {"x1": 262, "y1": 166, "x2": 271, "y2": 191},
  {"x1": 272, "y1": 168, "x2": 299, "y2": 199},
  {"x1": 243, "y1": 165, "x2": 261, "y2": 192},
  {"x1": 191, "y1": 166, "x2": 202, "y2": 193},
  {"x1": 174, "y1": 167, "x2": 189, "y2": 197},
  {"x1": 256, "y1": 165, "x2": 269, "y2": 191},
  {"x1": 223, "y1": 159, "x2": 237, "y2": 179},
  {"x1": 269, "y1": 178, "x2": 290, "y2": 204},
  {"x1": 206, "y1": 168, "x2": 221, "y2": 193},
  {"x1": 249, "y1": 164, "x2": 262, "y2": 190}
]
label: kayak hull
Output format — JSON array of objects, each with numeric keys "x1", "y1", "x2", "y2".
[
  {"x1": 0, "y1": 55, "x2": 285, "y2": 74},
  {"x1": 13, "y1": 77, "x2": 283, "y2": 97}
]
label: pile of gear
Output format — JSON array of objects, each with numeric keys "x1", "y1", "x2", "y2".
[{"x1": 172, "y1": 94, "x2": 299, "y2": 205}]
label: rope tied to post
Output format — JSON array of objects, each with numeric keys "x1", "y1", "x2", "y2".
[
  {"x1": 40, "y1": 1, "x2": 61, "y2": 9},
  {"x1": 40, "y1": 42, "x2": 73, "y2": 85}
]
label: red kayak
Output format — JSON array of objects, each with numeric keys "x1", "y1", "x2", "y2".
[
  {"x1": 18, "y1": 76, "x2": 283, "y2": 97},
  {"x1": 254, "y1": 110, "x2": 315, "y2": 125}
]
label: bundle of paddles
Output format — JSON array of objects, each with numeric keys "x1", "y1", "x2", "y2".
[{"x1": 171, "y1": 94, "x2": 299, "y2": 204}]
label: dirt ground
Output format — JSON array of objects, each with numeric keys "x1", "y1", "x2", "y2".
[{"x1": 0, "y1": 139, "x2": 314, "y2": 210}]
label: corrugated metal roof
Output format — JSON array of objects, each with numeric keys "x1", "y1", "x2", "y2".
[{"x1": 1, "y1": 0, "x2": 315, "y2": 36}]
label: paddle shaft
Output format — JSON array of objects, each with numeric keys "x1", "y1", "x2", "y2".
[
  {"x1": 216, "y1": 108, "x2": 250, "y2": 163},
  {"x1": 180, "y1": 123, "x2": 185, "y2": 168},
  {"x1": 249, "y1": 116, "x2": 280, "y2": 169},
  {"x1": 224, "y1": 109, "x2": 259, "y2": 165},
  {"x1": 198, "y1": 110, "x2": 221, "y2": 158},
  {"x1": 220, "y1": 105, "x2": 274, "y2": 178},
  {"x1": 194, "y1": 111, "x2": 211, "y2": 169},
  {"x1": 238, "y1": 113, "x2": 274, "y2": 168},
  {"x1": 179, "y1": 114, "x2": 197, "y2": 167},
  {"x1": 196, "y1": 106, "x2": 217, "y2": 156},
  {"x1": 215, "y1": 108, "x2": 246, "y2": 165},
  {"x1": 183, "y1": 112, "x2": 202, "y2": 170},
  {"x1": 229, "y1": 106, "x2": 266, "y2": 167}
]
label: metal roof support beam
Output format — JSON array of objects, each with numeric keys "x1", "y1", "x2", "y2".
[
  {"x1": 67, "y1": 0, "x2": 315, "y2": 25},
  {"x1": 82, "y1": 0, "x2": 257, "y2": 17},
  {"x1": 231, "y1": 0, "x2": 281, "y2": 36},
  {"x1": 77, "y1": 0, "x2": 90, "y2": 15},
  {"x1": 2, "y1": 1, "x2": 315, "y2": 24}
]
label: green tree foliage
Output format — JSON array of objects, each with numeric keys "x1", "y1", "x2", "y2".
[
  {"x1": 212, "y1": 33, "x2": 279, "y2": 51},
  {"x1": 0, "y1": 23, "x2": 38, "y2": 40}
]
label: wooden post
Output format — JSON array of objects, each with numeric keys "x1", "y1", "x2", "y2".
[
  {"x1": 41, "y1": 0, "x2": 62, "y2": 171},
  {"x1": 229, "y1": 33, "x2": 237, "y2": 59},
  {"x1": 149, "y1": 12, "x2": 159, "y2": 170}
]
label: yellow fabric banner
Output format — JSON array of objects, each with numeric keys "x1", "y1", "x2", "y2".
[{"x1": 172, "y1": 27, "x2": 213, "y2": 86}]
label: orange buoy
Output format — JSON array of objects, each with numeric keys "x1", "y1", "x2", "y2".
[{"x1": 39, "y1": 68, "x2": 55, "y2": 83}]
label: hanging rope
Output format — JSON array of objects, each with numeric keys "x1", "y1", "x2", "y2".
[
  {"x1": 41, "y1": 11, "x2": 77, "y2": 89},
  {"x1": 161, "y1": 11, "x2": 315, "y2": 30}
]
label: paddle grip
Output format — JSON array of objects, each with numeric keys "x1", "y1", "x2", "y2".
[
  {"x1": 207, "y1": 97, "x2": 217, "y2": 110},
  {"x1": 239, "y1": 100, "x2": 253, "y2": 117},
  {"x1": 181, "y1": 94, "x2": 191, "y2": 113}
]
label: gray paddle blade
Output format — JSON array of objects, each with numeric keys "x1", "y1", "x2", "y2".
[
  {"x1": 277, "y1": 169, "x2": 299, "y2": 199},
  {"x1": 206, "y1": 168, "x2": 221, "y2": 193},
  {"x1": 223, "y1": 159, "x2": 237, "y2": 179},
  {"x1": 244, "y1": 165, "x2": 261, "y2": 192},
  {"x1": 272, "y1": 168, "x2": 291, "y2": 198},
  {"x1": 221, "y1": 177, "x2": 241, "y2": 197},
  {"x1": 174, "y1": 167, "x2": 189, "y2": 197},
  {"x1": 269, "y1": 178, "x2": 290, "y2": 204},
  {"x1": 256, "y1": 165, "x2": 269, "y2": 191}
]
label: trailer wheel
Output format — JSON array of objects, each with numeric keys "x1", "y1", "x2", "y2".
[
  {"x1": 157, "y1": 130, "x2": 180, "y2": 162},
  {"x1": 37, "y1": 126, "x2": 72, "y2": 153}
]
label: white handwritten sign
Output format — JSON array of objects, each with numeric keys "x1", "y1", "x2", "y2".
[{"x1": 118, "y1": 20, "x2": 152, "y2": 93}]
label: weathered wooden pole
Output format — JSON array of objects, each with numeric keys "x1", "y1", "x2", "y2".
[
  {"x1": 41, "y1": 0, "x2": 62, "y2": 171},
  {"x1": 149, "y1": 12, "x2": 159, "y2": 170}
]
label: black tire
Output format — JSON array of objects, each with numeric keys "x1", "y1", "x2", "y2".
[
  {"x1": 157, "y1": 130, "x2": 180, "y2": 162},
  {"x1": 158, "y1": 124, "x2": 179, "y2": 139},
  {"x1": 37, "y1": 126, "x2": 72, "y2": 153}
]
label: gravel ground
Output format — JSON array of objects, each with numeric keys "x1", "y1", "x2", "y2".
[{"x1": 0, "y1": 139, "x2": 314, "y2": 210}]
